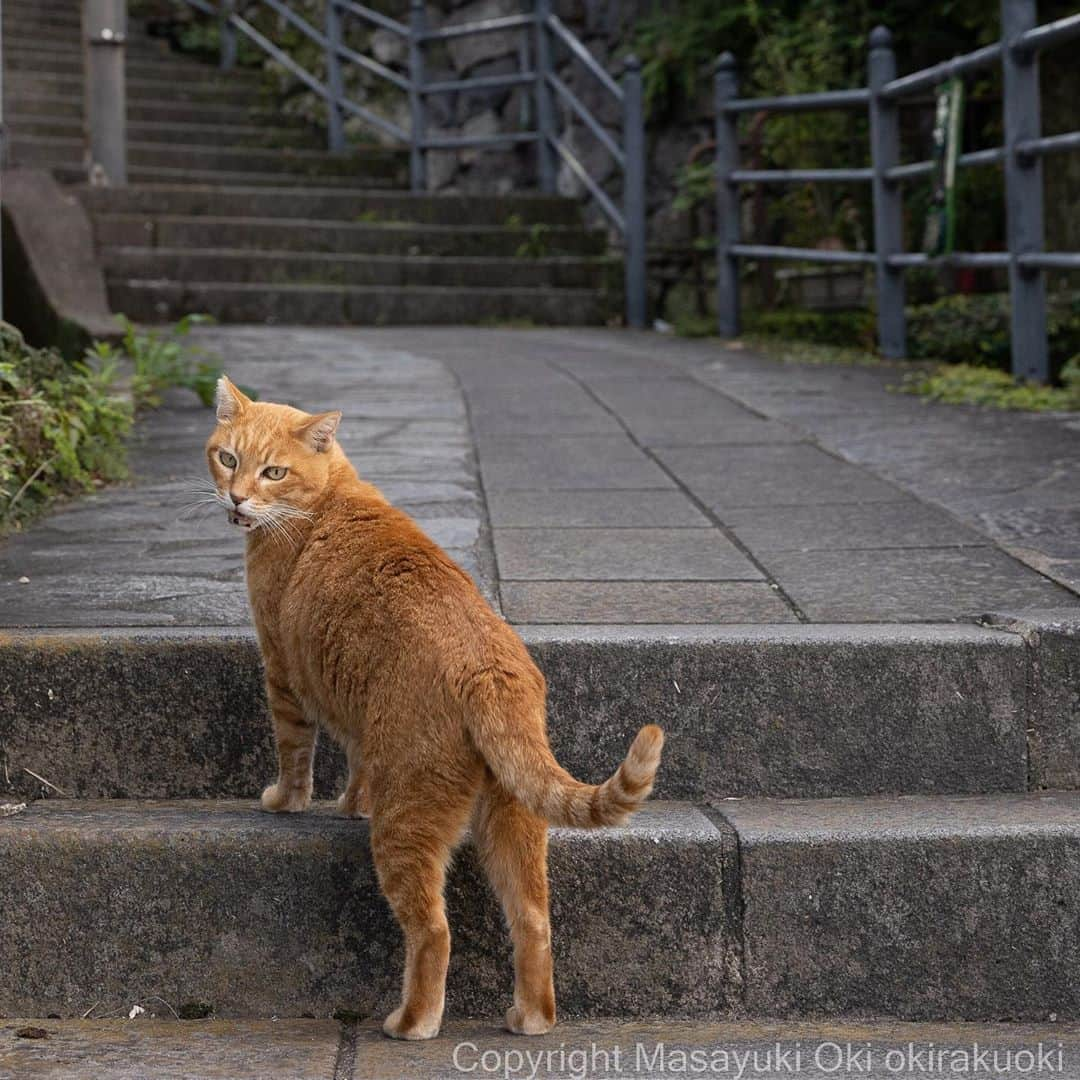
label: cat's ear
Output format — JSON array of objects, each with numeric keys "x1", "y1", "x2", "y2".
[
  {"x1": 215, "y1": 376, "x2": 251, "y2": 423},
  {"x1": 296, "y1": 410, "x2": 342, "y2": 453}
]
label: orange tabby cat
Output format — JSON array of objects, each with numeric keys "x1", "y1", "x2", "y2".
[{"x1": 206, "y1": 377, "x2": 664, "y2": 1041}]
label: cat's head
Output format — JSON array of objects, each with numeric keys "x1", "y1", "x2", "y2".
[{"x1": 206, "y1": 376, "x2": 342, "y2": 534}]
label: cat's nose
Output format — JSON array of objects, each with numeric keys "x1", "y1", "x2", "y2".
[{"x1": 230, "y1": 492, "x2": 245, "y2": 506}]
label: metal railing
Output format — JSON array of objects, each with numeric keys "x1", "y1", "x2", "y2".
[
  {"x1": 714, "y1": 0, "x2": 1080, "y2": 382},
  {"x1": 83, "y1": 0, "x2": 647, "y2": 327}
]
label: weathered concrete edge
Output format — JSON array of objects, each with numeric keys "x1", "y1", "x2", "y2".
[
  {"x1": 1, "y1": 168, "x2": 117, "y2": 357},
  {"x1": 983, "y1": 610, "x2": 1080, "y2": 791},
  {"x1": 0, "y1": 621, "x2": 1026, "y2": 646}
]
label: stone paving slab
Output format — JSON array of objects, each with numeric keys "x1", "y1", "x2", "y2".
[
  {"x1": 4, "y1": 1017, "x2": 1080, "y2": 1080},
  {"x1": 486, "y1": 490, "x2": 710, "y2": 528},
  {"x1": 492, "y1": 527, "x2": 762, "y2": 581},
  {"x1": 0, "y1": 326, "x2": 1077, "y2": 627},
  {"x1": 499, "y1": 580, "x2": 796, "y2": 623}
]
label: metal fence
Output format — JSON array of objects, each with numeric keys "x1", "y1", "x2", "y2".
[
  {"x1": 83, "y1": 0, "x2": 648, "y2": 327},
  {"x1": 714, "y1": 0, "x2": 1080, "y2": 383}
]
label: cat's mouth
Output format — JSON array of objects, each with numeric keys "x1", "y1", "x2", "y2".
[{"x1": 229, "y1": 510, "x2": 258, "y2": 530}]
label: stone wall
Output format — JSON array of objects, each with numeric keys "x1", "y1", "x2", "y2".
[{"x1": 343, "y1": 2, "x2": 709, "y2": 255}]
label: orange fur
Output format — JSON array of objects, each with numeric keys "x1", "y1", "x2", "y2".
[{"x1": 206, "y1": 377, "x2": 663, "y2": 1041}]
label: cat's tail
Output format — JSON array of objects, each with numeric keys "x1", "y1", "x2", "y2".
[{"x1": 465, "y1": 673, "x2": 663, "y2": 827}]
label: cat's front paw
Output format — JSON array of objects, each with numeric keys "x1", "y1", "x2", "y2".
[
  {"x1": 382, "y1": 1005, "x2": 441, "y2": 1041},
  {"x1": 336, "y1": 788, "x2": 372, "y2": 819},
  {"x1": 260, "y1": 782, "x2": 311, "y2": 813},
  {"x1": 505, "y1": 1004, "x2": 555, "y2": 1036}
]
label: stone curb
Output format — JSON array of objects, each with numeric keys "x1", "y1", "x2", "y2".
[{"x1": 0, "y1": 623, "x2": 1047, "y2": 802}]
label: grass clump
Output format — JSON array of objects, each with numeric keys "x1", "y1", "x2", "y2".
[
  {"x1": 89, "y1": 315, "x2": 250, "y2": 409},
  {"x1": 0, "y1": 323, "x2": 133, "y2": 530},
  {"x1": 898, "y1": 359, "x2": 1080, "y2": 411}
]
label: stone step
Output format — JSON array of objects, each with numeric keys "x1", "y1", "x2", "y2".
[
  {"x1": 5, "y1": 1018, "x2": 1076, "y2": 1080},
  {"x1": 2, "y1": 793, "x2": 1077, "y2": 1022},
  {"x1": 9, "y1": 136, "x2": 407, "y2": 180},
  {"x1": 0, "y1": 799, "x2": 726, "y2": 1020},
  {"x1": 5, "y1": 71, "x2": 275, "y2": 105},
  {"x1": 5, "y1": 47, "x2": 267, "y2": 83},
  {"x1": 58, "y1": 163, "x2": 404, "y2": 188},
  {"x1": 106, "y1": 278, "x2": 612, "y2": 326},
  {"x1": 9, "y1": 114, "x2": 323, "y2": 148},
  {"x1": 80, "y1": 184, "x2": 585, "y2": 226},
  {"x1": 2, "y1": 92, "x2": 315, "y2": 128},
  {"x1": 720, "y1": 790, "x2": 1080, "y2": 1019},
  {"x1": 101, "y1": 246, "x2": 614, "y2": 290},
  {"x1": 0, "y1": 626, "x2": 1047, "y2": 805},
  {"x1": 92, "y1": 214, "x2": 605, "y2": 256},
  {"x1": 3, "y1": 35, "x2": 170, "y2": 59},
  {"x1": 1, "y1": 11, "x2": 84, "y2": 32}
]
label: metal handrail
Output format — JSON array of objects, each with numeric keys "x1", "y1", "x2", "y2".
[
  {"x1": 879, "y1": 41, "x2": 1002, "y2": 101},
  {"x1": 421, "y1": 13, "x2": 535, "y2": 42},
  {"x1": 153, "y1": 0, "x2": 647, "y2": 329},
  {"x1": 714, "y1": 1, "x2": 1080, "y2": 383},
  {"x1": 546, "y1": 14, "x2": 623, "y2": 102}
]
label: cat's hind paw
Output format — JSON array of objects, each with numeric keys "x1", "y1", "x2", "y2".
[
  {"x1": 260, "y1": 782, "x2": 311, "y2": 813},
  {"x1": 336, "y1": 789, "x2": 372, "y2": 819}
]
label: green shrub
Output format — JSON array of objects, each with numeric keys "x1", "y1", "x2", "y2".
[
  {"x1": 907, "y1": 291, "x2": 1080, "y2": 377},
  {"x1": 0, "y1": 323, "x2": 133, "y2": 529},
  {"x1": 743, "y1": 308, "x2": 877, "y2": 349}
]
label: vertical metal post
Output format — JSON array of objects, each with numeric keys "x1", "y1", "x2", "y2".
[
  {"x1": 622, "y1": 54, "x2": 647, "y2": 329},
  {"x1": 1, "y1": 0, "x2": 5, "y2": 322},
  {"x1": 325, "y1": 0, "x2": 345, "y2": 153},
  {"x1": 714, "y1": 52, "x2": 740, "y2": 338},
  {"x1": 868, "y1": 26, "x2": 906, "y2": 358},
  {"x1": 84, "y1": 0, "x2": 127, "y2": 185},
  {"x1": 534, "y1": 0, "x2": 556, "y2": 193},
  {"x1": 1002, "y1": 0, "x2": 1049, "y2": 382},
  {"x1": 408, "y1": 0, "x2": 427, "y2": 191},
  {"x1": 220, "y1": 0, "x2": 237, "y2": 72}
]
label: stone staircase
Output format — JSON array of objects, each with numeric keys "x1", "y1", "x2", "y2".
[
  {"x1": 2, "y1": 617, "x2": 1079, "y2": 1022},
  {"x1": 1, "y1": 0, "x2": 616, "y2": 325}
]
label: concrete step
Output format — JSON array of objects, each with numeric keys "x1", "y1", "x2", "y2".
[
  {"x1": 9, "y1": 114, "x2": 323, "y2": 149},
  {"x1": 1, "y1": 92, "x2": 315, "y2": 128},
  {"x1": 3, "y1": 35, "x2": 171, "y2": 59},
  {"x1": 92, "y1": 214, "x2": 605, "y2": 256},
  {"x1": 58, "y1": 163, "x2": 404, "y2": 188},
  {"x1": 106, "y1": 278, "x2": 612, "y2": 326},
  {"x1": 1, "y1": 793, "x2": 1077, "y2": 1022},
  {"x1": 0, "y1": 799, "x2": 726, "y2": 1020},
  {"x1": 720, "y1": 790, "x2": 1080, "y2": 1019},
  {"x1": 4, "y1": 1018, "x2": 1077, "y2": 1080},
  {"x1": 5, "y1": 71, "x2": 274, "y2": 105},
  {"x1": 100, "y1": 247, "x2": 614, "y2": 290},
  {"x1": 80, "y1": 184, "x2": 585, "y2": 226},
  {"x1": 0, "y1": 626, "x2": 1042, "y2": 804},
  {"x1": 9, "y1": 136, "x2": 405, "y2": 179},
  {"x1": 5, "y1": 47, "x2": 267, "y2": 83}
]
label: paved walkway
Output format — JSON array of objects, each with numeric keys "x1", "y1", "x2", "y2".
[
  {"x1": 4, "y1": 1017, "x2": 1080, "y2": 1080},
  {"x1": 0, "y1": 326, "x2": 1076, "y2": 627}
]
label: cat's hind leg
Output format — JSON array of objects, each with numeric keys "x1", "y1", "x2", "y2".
[
  {"x1": 472, "y1": 774, "x2": 556, "y2": 1035},
  {"x1": 336, "y1": 740, "x2": 371, "y2": 818},
  {"x1": 370, "y1": 778, "x2": 473, "y2": 1040},
  {"x1": 260, "y1": 677, "x2": 316, "y2": 813}
]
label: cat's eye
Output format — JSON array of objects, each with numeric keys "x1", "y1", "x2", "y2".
[
  {"x1": 263, "y1": 466, "x2": 288, "y2": 481},
  {"x1": 218, "y1": 449, "x2": 237, "y2": 469}
]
